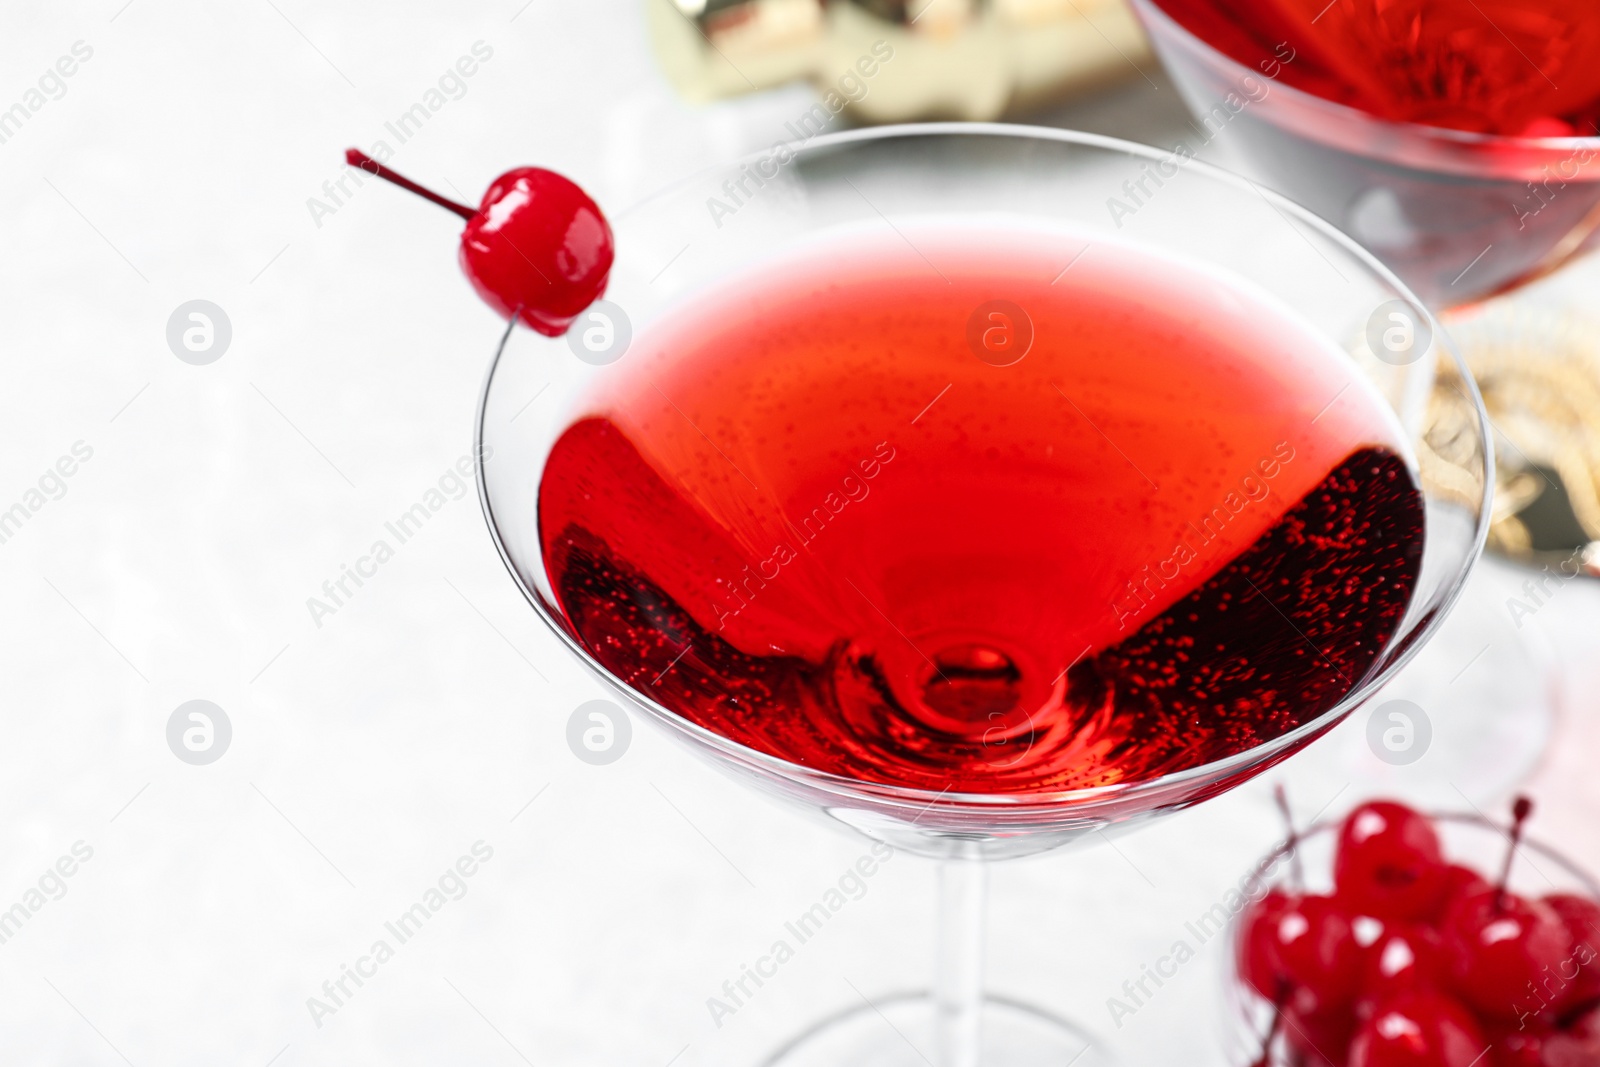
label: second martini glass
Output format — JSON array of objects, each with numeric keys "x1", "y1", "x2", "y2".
[{"x1": 475, "y1": 125, "x2": 1492, "y2": 1066}]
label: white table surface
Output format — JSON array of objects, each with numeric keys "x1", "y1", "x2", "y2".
[{"x1": 3, "y1": 3, "x2": 1598, "y2": 1065}]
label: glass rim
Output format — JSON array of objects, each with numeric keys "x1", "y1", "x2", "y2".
[
  {"x1": 1127, "y1": 0, "x2": 1600, "y2": 154},
  {"x1": 473, "y1": 122, "x2": 1495, "y2": 814}
]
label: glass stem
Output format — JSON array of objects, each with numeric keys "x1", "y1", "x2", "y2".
[{"x1": 934, "y1": 851, "x2": 987, "y2": 1067}]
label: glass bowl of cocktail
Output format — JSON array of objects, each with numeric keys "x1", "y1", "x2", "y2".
[{"x1": 475, "y1": 125, "x2": 1493, "y2": 1066}]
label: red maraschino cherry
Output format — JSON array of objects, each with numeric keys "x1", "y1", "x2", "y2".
[
  {"x1": 1360, "y1": 924, "x2": 1447, "y2": 1009},
  {"x1": 1286, "y1": 1003, "x2": 1359, "y2": 1067},
  {"x1": 1441, "y1": 798, "x2": 1574, "y2": 1022},
  {"x1": 1435, "y1": 865, "x2": 1492, "y2": 920},
  {"x1": 1271, "y1": 895, "x2": 1366, "y2": 1016},
  {"x1": 1349, "y1": 991, "x2": 1486, "y2": 1067},
  {"x1": 1335, "y1": 800, "x2": 1449, "y2": 922},
  {"x1": 345, "y1": 148, "x2": 613, "y2": 337},
  {"x1": 1240, "y1": 888, "x2": 1298, "y2": 1002}
]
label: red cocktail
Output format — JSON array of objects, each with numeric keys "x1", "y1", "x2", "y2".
[{"x1": 538, "y1": 226, "x2": 1425, "y2": 795}]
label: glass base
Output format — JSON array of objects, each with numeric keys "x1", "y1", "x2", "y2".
[{"x1": 761, "y1": 992, "x2": 1114, "y2": 1067}]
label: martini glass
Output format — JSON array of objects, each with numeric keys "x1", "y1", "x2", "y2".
[{"x1": 475, "y1": 125, "x2": 1492, "y2": 1067}]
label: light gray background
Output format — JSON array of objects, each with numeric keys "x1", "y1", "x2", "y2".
[{"x1": 3, "y1": 2, "x2": 1599, "y2": 1065}]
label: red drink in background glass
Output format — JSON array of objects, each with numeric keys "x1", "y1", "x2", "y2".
[
  {"x1": 1132, "y1": 0, "x2": 1600, "y2": 305},
  {"x1": 1152, "y1": 0, "x2": 1600, "y2": 136},
  {"x1": 536, "y1": 229, "x2": 1425, "y2": 795}
]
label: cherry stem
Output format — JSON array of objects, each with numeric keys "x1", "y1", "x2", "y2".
[
  {"x1": 345, "y1": 148, "x2": 475, "y2": 221},
  {"x1": 1495, "y1": 795, "x2": 1535, "y2": 913},
  {"x1": 1274, "y1": 784, "x2": 1303, "y2": 890}
]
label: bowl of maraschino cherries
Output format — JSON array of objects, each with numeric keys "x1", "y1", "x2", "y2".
[{"x1": 1234, "y1": 797, "x2": 1600, "y2": 1067}]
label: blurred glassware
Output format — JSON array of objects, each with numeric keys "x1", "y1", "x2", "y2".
[
  {"x1": 1129, "y1": 0, "x2": 1600, "y2": 573},
  {"x1": 1130, "y1": 0, "x2": 1600, "y2": 308}
]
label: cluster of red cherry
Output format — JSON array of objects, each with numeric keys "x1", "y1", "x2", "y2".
[{"x1": 1237, "y1": 798, "x2": 1600, "y2": 1067}]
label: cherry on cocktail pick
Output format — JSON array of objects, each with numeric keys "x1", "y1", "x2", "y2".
[{"x1": 345, "y1": 148, "x2": 614, "y2": 337}]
